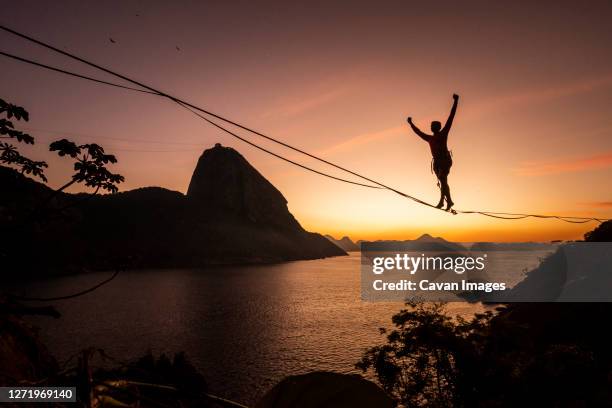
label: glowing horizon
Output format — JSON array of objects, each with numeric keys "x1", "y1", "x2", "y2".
[{"x1": 2, "y1": 1, "x2": 611, "y2": 242}]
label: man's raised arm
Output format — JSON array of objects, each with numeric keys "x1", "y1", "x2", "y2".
[
  {"x1": 407, "y1": 117, "x2": 430, "y2": 142},
  {"x1": 442, "y1": 94, "x2": 459, "y2": 133}
]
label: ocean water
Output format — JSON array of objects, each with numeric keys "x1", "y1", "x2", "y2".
[{"x1": 12, "y1": 250, "x2": 551, "y2": 405}]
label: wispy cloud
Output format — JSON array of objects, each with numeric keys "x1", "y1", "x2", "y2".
[
  {"x1": 261, "y1": 86, "x2": 349, "y2": 119},
  {"x1": 317, "y1": 125, "x2": 405, "y2": 156},
  {"x1": 580, "y1": 201, "x2": 612, "y2": 208},
  {"x1": 465, "y1": 74, "x2": 612, "y2": 120},
  {"x1": 515, "y1": 152, "x2": 612, "y2": 176},
  {"x1": 259, "y1": 66, "x2": 372, "y2": 120}
]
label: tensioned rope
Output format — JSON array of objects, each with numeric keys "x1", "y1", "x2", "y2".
[
  {"x1": 0, "y1": 27, "x2": 386, "y2": 190},
  {"x1": 0, "y1": 26, "x2": 609, "y2": 224},
  {"x1": 0, "y1": 50, "x2": 379, "y2": 189},
  {"x1": 0, "y1": 46, "x2": 436, "y2": 206},
  {"x1": 0, "y1": 26, "x2": 455, "y2": 206},
  {"x1": 0, "y1": 51, "x2": 156, "y2": 95},
  {"x1": 172, "y1": 101, "x2": 384, "y2": 188}
]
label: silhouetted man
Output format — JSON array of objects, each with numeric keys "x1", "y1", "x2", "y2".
[{"x1": 407, "y1": 94, "x2": 459, "y2": 211}]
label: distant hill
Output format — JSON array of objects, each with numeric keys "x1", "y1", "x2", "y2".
[
  {"x1": 0, "y1": 144, "x2": 345, "y2": 277},
  {"x1": 470, "y1": 242, "x2": 559, "y2": 251},
  {"x1": 325, "y1": 235, "x2": 359, "y2": 251},
  {"x1": 361, "y1": 233, "x2": 467, "y2": 252}
]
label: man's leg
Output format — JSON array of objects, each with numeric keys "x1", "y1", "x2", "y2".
[
  {"x1": 434, "y1": 162, "x2": 445, "y2": 208},
  {"x1": 436, "y1": 186, "x2": 444, "y2": 208},
  {"x1": 440, "y1": 175, "x2": 454, "y2": 210}
]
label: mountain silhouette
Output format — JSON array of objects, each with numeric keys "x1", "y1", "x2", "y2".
[
  {"x1": 187, "y1": 144, "x2": 303, "y2": 230},
  {"x1": 470, "y1": 241, "x2": 558, "y2": 251},
  {"x1": 1, "y1": 144, "x2": 345, "y2": 277},
  {"x1": 325, "y1": 235, "x2": 359, "y2": 251},
  {"x1": 360, "y1": 234, "x2": 466, "y2": 252}
]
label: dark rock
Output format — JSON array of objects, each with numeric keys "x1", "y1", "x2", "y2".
[
  {"x1": 0, "y1": 302, "x2": 59, "y2": 385},
  {"x1": 500, "y1": 220, "x2": 612, "y2": 302},
  {"x1": 187, "y1": 144, "x2": 302, "y2": 230},
  {"x1": 0, "y1": 144, "x2": 345, "y2": 276},
  {"x1": 585, "y1": 220, "x2": 612, "y2": 242},
  {"x1": 255, "y1": 371, "x2": 394, "y2": 408}
]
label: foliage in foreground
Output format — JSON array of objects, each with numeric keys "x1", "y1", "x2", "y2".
[
  {"x1": 1, "y1": 98, "x2": 126, "y2": 276},
  {"x1": 360, "y1": 226, "x2": 612, "y2": 407},
  {"x1": 357, "y1": 303, "x2": 494, "y2": 407},
  {"x1": 359, "y1": 297, "x2": 612, "y2": 406},
  {"x1": 0, "y1": 97, "x2": 124, "y2": 198}
]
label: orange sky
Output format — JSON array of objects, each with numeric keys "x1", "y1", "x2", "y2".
[{"x1": 2, "y1": 1, "x2": 612, "y2": 242}]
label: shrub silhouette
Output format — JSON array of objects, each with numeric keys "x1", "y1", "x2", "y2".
[
  {"x1": 357, "y1": 302, "x2": 494, "y2": 407},
  {"x1": 359, "y1": 223, "x2": 612, "y2": 408},
  {"x1": 0, "y1": 98, "x2": 124, "y2": 208},
  {"x1": 0, "y1": 98, "x2": 47, "y2": 181},
  {"x1": 1, "y1": 98, "x2": 125, "y2": 278}
]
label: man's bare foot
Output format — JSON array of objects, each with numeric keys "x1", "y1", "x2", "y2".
[
  {"x1": 444, "y1": 200, "x2": 454, "y2": 211},
  {"x1": 436, "y1": 199, "x2": 444, "y2": 209}
]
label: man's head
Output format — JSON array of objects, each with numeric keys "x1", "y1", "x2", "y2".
[{"x1": 431, "y1": 121, "x2": 442, "y2": 133}]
